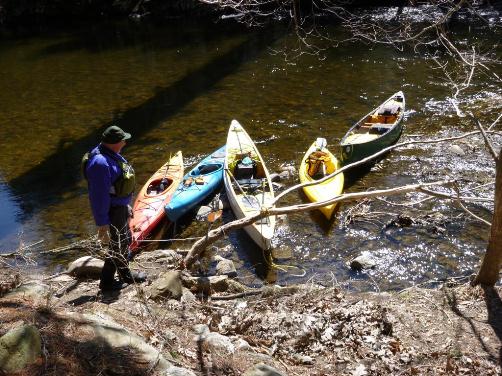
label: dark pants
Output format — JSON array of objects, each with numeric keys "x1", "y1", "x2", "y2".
[{"x1": 100, "y1": 205, "x2": 133, "y2": 286}]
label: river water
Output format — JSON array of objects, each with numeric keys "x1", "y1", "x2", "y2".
[{"x1": 0, "y1": 12, "x2": 500, "y2": 290}]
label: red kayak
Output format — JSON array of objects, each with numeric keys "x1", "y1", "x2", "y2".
[{"x1": 129, "y1": 151, "x2": 184, "y2": 254}]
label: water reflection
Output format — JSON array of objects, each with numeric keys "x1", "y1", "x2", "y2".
[{"x1": 0, "y1": 178, "x2": 23, "y2": 252}]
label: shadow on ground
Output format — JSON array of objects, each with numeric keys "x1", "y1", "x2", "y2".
[{"x1": 0, "y1": 300, "x2": 149, "y2": 375}]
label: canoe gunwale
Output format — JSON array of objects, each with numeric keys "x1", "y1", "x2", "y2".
[
  {"x1": 340, "y1": 91, "x2": 405, "y2": 165},
  {"x1": 223, "y1": 120, "x2": 276, "y2": 250}
]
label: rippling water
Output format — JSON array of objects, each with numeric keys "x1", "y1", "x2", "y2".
[{"x1": 0, "y1": 14, "x2": 500, "y2": 290}]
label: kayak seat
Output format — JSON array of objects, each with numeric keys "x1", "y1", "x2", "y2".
[{"x1": 306, "y1": 151, "x2": 330, "y2": 177}]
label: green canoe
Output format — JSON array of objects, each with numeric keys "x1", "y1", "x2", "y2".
[{"x1": 340, "y1": 91, "x2": 405, "y2": 166}]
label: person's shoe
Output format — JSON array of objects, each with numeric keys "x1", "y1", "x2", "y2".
[
  {"x1": 99, "y1": 280, "x2": 129, "y2": 292},
  {"x1": 122, "y1": 271, "x2": 147, "y2": 284}
]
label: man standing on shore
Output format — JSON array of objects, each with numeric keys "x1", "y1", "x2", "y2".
[{"x1": 83, "y1": 125, "x2": 146, "y2": 292}]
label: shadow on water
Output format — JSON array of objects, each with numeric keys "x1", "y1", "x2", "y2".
[
  {"x1": 223, "y1": 209, "x2": 277, "y2": 283},
  {"x1": 8, "y1": 27, "x2": 282, "y2": 218},
  {"x1": 34, "y1": 20, "x2": 248, "y2": 57},
  {"x1": 343, "y1": 162, "x2": 377, "y2": 189},
  {"x1": 298, "y1": 189, "x2": 339, "y2": 235}
]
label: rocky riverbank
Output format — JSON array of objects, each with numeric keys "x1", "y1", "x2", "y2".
[{"x1": 1, "y1": 249, "x2": 501, "y2": 376}]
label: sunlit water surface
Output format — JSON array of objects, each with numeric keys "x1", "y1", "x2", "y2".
[{"x1": 0, "y1": 14, "x2": 500, "y2": 290}]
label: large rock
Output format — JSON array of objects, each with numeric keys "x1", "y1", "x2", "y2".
[
  {"x1": 145, "y1": 271, "x2": 183, "y2": 300},
  {"x1": 0, "y1": 324, "x2": 42, "y2": 373},
  {"x1": 183, "y1": 275, "x2": 229, "y2": 294},
  {"x1": 67, "y1": 256, "x2": 104, "y2": 279},
  {"x1": 243, "y1": 363, "x2": 285, "y2": 376},
  {"x1": 136, "y1": 249, "x2": 181, "y2": 264}
]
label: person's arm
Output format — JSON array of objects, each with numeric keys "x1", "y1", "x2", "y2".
[{"x1": 86, "y1": 156, "x2": 112, "y2": 226}]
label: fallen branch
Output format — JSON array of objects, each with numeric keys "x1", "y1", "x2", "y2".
[
  {"x1": 185, "y1": 130, "x2": 499, "y2": 268},
  {"x1": 469, "y1": 112, "x2": 499, "y2": 162},
  {"x1": 183, "y1": 179, "x2": 454, "y2": 268}
]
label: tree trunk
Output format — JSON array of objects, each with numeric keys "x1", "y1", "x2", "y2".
[{"x1": 474, "y1": 151, "x2": 502, "y2": 286}]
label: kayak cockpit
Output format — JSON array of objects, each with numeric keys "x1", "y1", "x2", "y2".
[
  {"x1": 146, "y1": 177, "x2": 173, "y2": 196},
  {"x1": 190, "y1": 163, "x2": 222, "y2": 176}
]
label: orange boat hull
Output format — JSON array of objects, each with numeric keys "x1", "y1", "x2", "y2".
[{"x1": 129, "y1": 151, "x2": 183, "y2": 253}]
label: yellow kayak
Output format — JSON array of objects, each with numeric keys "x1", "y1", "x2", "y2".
[{"x1": 299, "y1": 138, "x2": 344, "y2": 220}]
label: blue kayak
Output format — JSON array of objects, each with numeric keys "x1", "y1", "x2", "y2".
[{"x1": 165, "y1": 146, "x2": 226, "y2": 222}]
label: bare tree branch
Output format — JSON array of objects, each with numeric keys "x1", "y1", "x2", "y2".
[{"x1": 469, "y1": 112, "x2": 499, "y2": 162}]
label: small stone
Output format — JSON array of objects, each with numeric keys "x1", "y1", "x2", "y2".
[
  {"x1": 280, "y1": 165, "x2": 296, "y2": 174},
  {"x1": 272, "y1": 245, "x2": 292, "y2": 260},
  {"x1": 234, "y1": 338, "x2": 253, "y2": 352},
  {"x1": 272, "y1": 182, "x2": 284, "y2": 191},
  {"x1": 352, "y1": 364, "x2": 367, "y2": 376},
  {"x1": 196, "y1": 205, "x2": 212, "y2": 220},
  {"x1": 145, "y1": 271, "x2": 183, "y2": 300},
  {"x1": 192, "y1": 324, "x2": 210, "y2": 340},
  {"x1": 350, "y1": 254, "x2": 376, "y2": 270},
  {"x1": 183, "y1": 275, "x2": 229, "y2": 293},
  {"x1": 293, "y1": 353, "x2": 314, "y2": 364},
  {"x1": 214, "y1": 256, "x2": 237, "y2": 278},
  {"x1": 448, "y1": 144, "x2": 465, "y2": 156},
  {"x1": 275, "y1": 214, "x2": 288, "y2": 226},
  {"x1": 278, "y1": 170, "x2": 291, "y2": 180},
  {"x1": 181, "y1": 287, "x2": 197, "y2": 305},
  {"x1": 269, "y1": 173, "x2": 281, "y2": 182}
]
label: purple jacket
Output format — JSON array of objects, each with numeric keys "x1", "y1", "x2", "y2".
[{"x1": 85, "y1": 144, "x2": 132, "y2": 226}]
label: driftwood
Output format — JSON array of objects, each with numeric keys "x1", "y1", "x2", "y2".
[{"x1": 183, "y1": 179, "x2": 453, "y2": 267}]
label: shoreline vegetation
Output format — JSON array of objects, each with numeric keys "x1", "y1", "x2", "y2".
[
  {"x1": 1, "y1": 249, "x2": 501, "y2": 375},
  {"x1": 0, "y1": 0, "x2": 499, "y2": 30}
]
